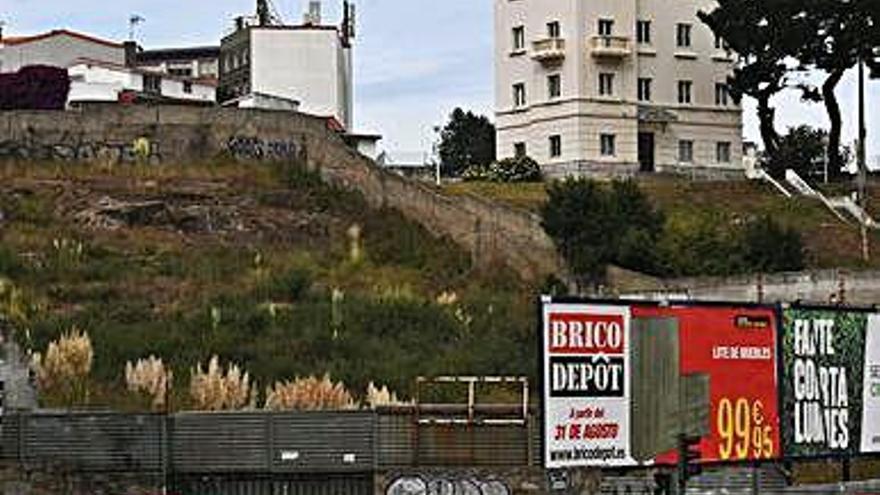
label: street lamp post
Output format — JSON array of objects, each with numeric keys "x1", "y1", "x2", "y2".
[{"x1": 858, "y1": 54, "x2": 870, "y2": 262}]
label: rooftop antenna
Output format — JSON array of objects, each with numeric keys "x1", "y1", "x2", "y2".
[
  {"x1": 256, "y1": 0, "x2": 282, "y2": 26},
  {"x1": 128, "y1": 14, "x2": 145, "y2": 41}
]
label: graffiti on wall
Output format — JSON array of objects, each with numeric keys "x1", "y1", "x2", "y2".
[
  {"x1": 387, "y1": 474, "x2": 510, "y2": 495},
  {"x1": 226, "y1": 136, "x2": 298, "y2": 161},
  {"x1": 0, "y1": 133, "x2": 161, "y2": 164}
]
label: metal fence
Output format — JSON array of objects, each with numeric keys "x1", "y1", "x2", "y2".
[{"x1": 0, "y1": 409, "x2": 536, "y2": 474}]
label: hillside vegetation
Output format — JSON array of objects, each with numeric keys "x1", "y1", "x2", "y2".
[
  {"x1": 446, "y1": 177, "x2": 880, "y2": 273},
  {"x1": 0, "y1": 161, "x2": 536, "y2": 409}
]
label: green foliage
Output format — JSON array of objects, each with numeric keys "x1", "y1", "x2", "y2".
[
  {"x1": 438, "y1": 108, "x2": 496, "y2": 177},
  {"x1": 541, "y1": 179, "x2": 806, "y2": 280},
  {"x1": 762, "y1": 126, "x2": 829, "y2": 180},
  {"x1": 700, "y1": 0, "x2": 880, "y2": 174},
  {"x1": 741, "y1": 215, "x2": 805, "y2": 272},
  {"x1": 541, "y1": 178, "x2": 664, "y2": 286},
  {"x1": 0, "y1": 244, "x2": 24, "y2": 278},
  {"x1": 464, "y1": 155, "x2": 542, "y2": 183},
  {"x1": 258, "y1": 268, "x2": 312, "y2": 302}
]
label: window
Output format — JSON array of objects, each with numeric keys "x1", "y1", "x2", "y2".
[
  {"x1": 168, "y1": 67, "x2": 193, "y2": 77},
  {"x1": 636, "y1": 20, "x2": 652, "y2": 44},
  {"x1": 183, "y1": 81, "x2": 193, "y2": 94},
  {"x1": 513, "y1": 83, "x2": 526, "y2": 107},
  {"x1": 715, "y1": 82, "x2": 729, "y2": 106},
  {"x1": 677, "y1": 23, "x2": 692, "y2": 48},
  {"x1": 716, "y1": 142, "x2": 732, "y2": 163},
  {"x1": 678, "y1": 80, "x2": 693, "y2": 104},
  {"x1": 599, "y1": 73, "x2": 614, "y2": 96},
  {"x1": 598, "y1": 19, "x2": 614, "y2": 37},
  {"x1": 601, "y1": 134, "x2": 616, "y2": 157},
  {"x1": 714, "y1": 34, "x2": 730, "y2": 51},
  {"x1": 513, "y1": 26, "x2": 525, "y2": 51},
  {"x1": 547, "y1": 21, "x2": 561, "y2": 39},
  {"x1": 514, "y1": 142, "x2": 526, "y2": 157},
  {"x1": 679, "y1": 140, "x2": 694, "y2": 162},
  {"x1": 549, "y1": 135, "x2": 562, "y2": 158},
  {"x1": 638, "y1": 78, "x2": 652, "y2": 102},
  {"x1": 143, "y1": 74, "x2": 162, "y2": 95},
  {"x1": 548, "y1": 74, "x2": 561, "y2": 99}
]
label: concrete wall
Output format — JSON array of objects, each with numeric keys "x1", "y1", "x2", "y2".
[
  {"x1": 0, "y1": 323, "x2": 36, "y2": 412},
  {"x1": 0, "y1": 105, "x2": 565, "y2": 282},
  {"x1": 615, "y1": 268, "x2": 880, "y2": 306}
]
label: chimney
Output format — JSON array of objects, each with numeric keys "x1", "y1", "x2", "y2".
[
  {"x1": 304, "y1": 1, "x2": 322, "y2": 25},
  {"x1": 123, "y1": 41, "x2": 139, "y2": 67}
]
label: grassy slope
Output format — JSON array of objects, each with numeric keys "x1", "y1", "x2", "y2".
[
  {"x1": 0, "y1": 161, "x2": 535, "y2": 409},
  {"x1": 445, "y1": 177, "x2": 880, "y2": 271}
]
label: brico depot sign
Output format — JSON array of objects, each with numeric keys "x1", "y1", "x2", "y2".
[
  {"x1": 540, "y1": 298, "x2": 880, "y2": 469},
  {"x1": 541, "y1": 300, "x2": 633, "y2": 468}
]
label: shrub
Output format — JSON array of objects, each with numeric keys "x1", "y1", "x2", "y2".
[
  {"x1": 189, "y1": 355, "x2": 257, "y2": 411},
  {"x1": 541, "y1": 178, "x2": 664, "y2": 285},
  {"x1": 365, "y1": 382, "x2": 411, "y2": 409},
  {"x1": 464, "y1": 155, "x2": 542, "y2": 183},
  {"x1": 741, "y1": 215, "x2": 805, "y2": 272},
  {"x1": 125, "y1": 356, "x2": 173, "y2": 411},
  {"x1": 0, "y1": 66, "x2": 70, "y2": 110},
  {"x1": 31, "y1": 327, "x2": 93, "y2": 407},
  {"x1": 258, "y1": 268, "x2": 312, "y2": 301},
  {"x1": 264, "y1": 374, "x2": 357, "y2": 411}
]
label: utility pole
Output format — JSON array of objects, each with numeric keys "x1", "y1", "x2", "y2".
[{"x1": 858, "y1": 54, "x2": 870, "y2": 262}]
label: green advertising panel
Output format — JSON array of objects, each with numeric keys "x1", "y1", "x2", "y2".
[{"x1": 781, "y1": 307, "x2": 879, "y2": 457}]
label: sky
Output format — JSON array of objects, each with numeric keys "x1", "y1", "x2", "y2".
[{"x1": 2, "y1": 0, "x2": 879, "y2": 162}]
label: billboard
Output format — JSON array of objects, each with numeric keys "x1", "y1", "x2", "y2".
[
  {"x1": 633, "y1": 305, "x2": 781, "y2": 464},
  {"x1": 541, "y1": 300, "x2": 633, "y2": 467},
  {"x1": 780, "y1": 307, "x2": 880, "y2": 457}
]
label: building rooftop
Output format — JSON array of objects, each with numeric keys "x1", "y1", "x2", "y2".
[
  {"x1": 0, "y1": 29, "x2": 123, "y2": 49},
  {"x1": 136, "y1": 46, "x2": 221, "y2": 63}
]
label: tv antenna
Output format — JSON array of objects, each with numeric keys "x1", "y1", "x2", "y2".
[{"x1": 129, "y1": 14, "x2": 145, "y2": 41}]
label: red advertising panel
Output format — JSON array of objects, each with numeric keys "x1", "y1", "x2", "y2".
[{"x1": 632, "y1": 305, "x2": 781, "y2": 463}]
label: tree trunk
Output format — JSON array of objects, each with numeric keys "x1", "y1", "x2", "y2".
[
  {"x1": 823, "y1": 69, "x2": 845, "y2": 178},
  {"x1": 757, "y1": 92, "x2": 780, "y2": 159}
]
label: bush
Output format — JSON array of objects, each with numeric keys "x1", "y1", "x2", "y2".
[
  {"x1": 258, "y1": 268, "x2": 312, "y2": 301},
  {"x1": 541, "y1": 178, "x2": 664, "y2": 285},
  {"x1": 464, "y1": 155, "x2": 542, "y2": 183},
  {"x1": 741, "y1": 215, "x2": 805, "y2": 272},
  {"x1": 0, "y1": 66, "x2": 70, "y2": 110}
]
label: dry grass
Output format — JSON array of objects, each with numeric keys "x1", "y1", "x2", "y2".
[
  {"x1": 365, "y1": 382, "x2": 411, "y2": 409},
  {"x1": 189, "y1": 355, "x2": 257, "y2": 411},
  {"x1": 30, "y1": 327, "x2": 93, "y2": 407},
  {"x1": 125, "y1": 356, "x2": 173, "y2": 411},
  {"x1": 264, "y1": 374, "x2": 357, "y2": 411}
]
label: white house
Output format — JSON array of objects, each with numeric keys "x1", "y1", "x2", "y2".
[
  {"x1": 0, "y1": 29, "x2": 124, "y2": 73},
  {"x1": 67, "y1": 59, "x2": 216, "y2": 105},
  {"x1": 218, "y1": 1, "x2": 355, "y2": 129},
  {"x1": 494, "y1": 0, "x2": 744, "y2": 178}
]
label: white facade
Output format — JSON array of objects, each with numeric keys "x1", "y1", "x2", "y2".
[
  {"x1": 0, "y1": 29, "x2": 124, "y2": 73},
  {"x1": 494, "y1": 0, "x2": 744, "y2": 178},
  {"x1": 252, "y1": 28, "x2": 352, "y2": 126},
  {"x1": 67, "y1": 61, "x2": 216, "y2": 104},
  {"x1": 220, "y1": 25, "x2": 353, "y2": 129}
]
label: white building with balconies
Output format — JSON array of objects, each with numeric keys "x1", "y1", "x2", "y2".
[{"x1": 495, "y1": 0, "x2": 744, "y2": 178}]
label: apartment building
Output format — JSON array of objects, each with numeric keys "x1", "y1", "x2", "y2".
[
  {"x1": 494, "y1": 0, "x2": 744, "y2": 178},
  {"x1": 218, "y1": 1, "x2": 355, "y2": 129}
]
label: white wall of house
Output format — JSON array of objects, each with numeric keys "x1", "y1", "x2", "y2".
[
  {"x1": 494, "y1": 0, "x2": 743, "y2": 178},
  {"x1": 67, "y1": 63, "x2": 215, "y2": 104},
  {"x1": 0, "y1": 32, "x2": 124, "y2": 73},
  {"x1": 250, "y1": 28, "x2": 352, "y2": 128}
]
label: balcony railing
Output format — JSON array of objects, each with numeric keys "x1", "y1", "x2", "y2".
[
  {"x1": 589, "y1": 35, "x2": 632, "y2": 59},
  {"x1": 531, "y1": 38, "x2": 566, "y2": 63}
]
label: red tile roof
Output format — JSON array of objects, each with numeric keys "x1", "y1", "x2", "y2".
[{"x1": 1, "y1": 29, "x2": 123, "y2": 49}]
